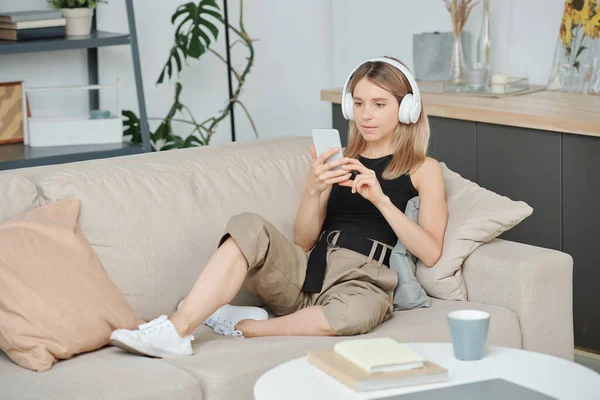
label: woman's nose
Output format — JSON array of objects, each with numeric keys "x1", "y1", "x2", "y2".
[{"x1": 362, "y1": 107, "x2": 374, "y2": 120}]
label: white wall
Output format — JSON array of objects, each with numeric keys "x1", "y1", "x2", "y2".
[
  {"x1": 0, "y1": 0, "x2": 569, "y2": 147},
  {"x1": 0, "y1": 0, "x2": 333, "y2": 146},
  {"x1": 332, "y1": 0, "x2": 566, "y2": 87},
  {"x1": 96, "y1": 0, "x2": 333, "y2": 145}
]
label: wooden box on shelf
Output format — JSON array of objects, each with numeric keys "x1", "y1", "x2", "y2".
[{"x1": 0, "y1": 80, "x2": 26, "y2": 145}]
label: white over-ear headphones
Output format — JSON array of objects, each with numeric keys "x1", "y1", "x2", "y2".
[{"x1": 341, "y1": 57, "x2": 422, "y2": 124}]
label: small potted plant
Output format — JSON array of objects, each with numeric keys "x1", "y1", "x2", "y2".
[{"x1": 47, "y1": 0, "x2": 107, "y2": 37}]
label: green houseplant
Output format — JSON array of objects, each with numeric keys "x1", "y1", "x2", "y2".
[
  {"x1": 47, "y1": 0, "x2": 107, "y2": 36},
  {"x1": 123, "y1": 0, "x2": 258, "y2": 151}
]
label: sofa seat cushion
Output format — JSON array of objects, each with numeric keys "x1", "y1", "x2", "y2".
[
  {"x1": 162, "y1": 299, "x2": 521, "y2": 400},
  {"x1": 0, "y1": 346, "x2": 202, "y2": 400},
  {"x1": 373, "y1": 299, "x2": 521, "y2": 346}
]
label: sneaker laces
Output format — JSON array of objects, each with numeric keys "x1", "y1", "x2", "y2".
[
  {"x1": 138, "y1": 315, "x2": 168, "y2": 331},
  {"x1": 137, "y1": 315, "x2": 195, "y2": 341},
  {"x1": 204, "y1": 315, "x2": 243, "y2": 337},
  {"x1": 204, "y1": 314, "x2": 229, "y2": 329},
  {"x1": 213, "y1": 322, "x2": 243, "y2": 337}
]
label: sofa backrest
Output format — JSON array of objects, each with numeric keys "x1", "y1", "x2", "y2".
[
  {"x1": 0, "y1": 137, "x2": 313, "y2": 320},
  {"x1": 0, "y1": 174, "x2": 40, "y2": 221}
]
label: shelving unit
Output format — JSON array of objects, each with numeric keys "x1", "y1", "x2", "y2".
[
  {"x1": 0, "y1": 0, "x2": 150, "y2": 170},
  {"x1": 0, "y1": 31, "x2": 130, "y2": 55}
]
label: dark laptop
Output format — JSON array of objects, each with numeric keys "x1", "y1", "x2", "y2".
[{"x1": 376, "y1": 378, "x2": 558, "y2": 400}]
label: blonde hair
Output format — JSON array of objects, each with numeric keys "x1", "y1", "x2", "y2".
[{"x1": 343, "y1": 57, "x2": 430, "y2": 179}]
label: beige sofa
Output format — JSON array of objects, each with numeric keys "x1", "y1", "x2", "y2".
[{"x1": 0, "y1": 136, "x2": 573, "y2": 400}]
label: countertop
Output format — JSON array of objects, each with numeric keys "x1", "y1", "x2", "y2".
[{"x1": 320, "y1": 82, "x2": 600, "y2": 137}]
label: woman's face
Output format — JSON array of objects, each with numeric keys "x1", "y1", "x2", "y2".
[{"x1": 352, "y1": 77, "x2": 400, "y2": 143}]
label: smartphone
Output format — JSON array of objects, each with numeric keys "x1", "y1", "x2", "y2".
[{"x1": 312, "y1": 129, "x2": 344, "y2": 170}]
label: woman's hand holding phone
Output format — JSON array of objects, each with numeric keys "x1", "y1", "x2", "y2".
[{"x1": 306, "y1": 145, "x2": 351, "y2": 194}]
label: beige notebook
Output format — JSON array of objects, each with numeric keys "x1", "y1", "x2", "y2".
[
  {"x1": 334, "y1": 337, "x2": 424, "y2": 373},
  {"x1": 308, "y1": 350, "x2": 448, "y2": 392}
]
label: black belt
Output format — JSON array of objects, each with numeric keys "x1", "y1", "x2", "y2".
[{"x1": 301, "y1": 230, "x2": 392, "y2": 293}]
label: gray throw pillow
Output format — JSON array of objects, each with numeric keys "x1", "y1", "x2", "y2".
[{"x1": 389, "y1": 196, "x2": 431, "y2": 311}]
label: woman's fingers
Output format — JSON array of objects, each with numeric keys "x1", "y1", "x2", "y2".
[
  {"x1": 352, "y1": 175, "x2": 375, "y2": 193},
  {"x1": 344, "y1": 158, "x2": 366, "y2": 167},
  {"x1": 317, "y1": 156, "x2": 348, "y2": 175},
  {"x1": 324, "y1": 173, "x2": 352, "y2": 185},
  {"x1": 324, "y1": 158, "x2": 349, "y2": 171},
  {"x1": 342, "y1": 164, "x2": 370, "y2": 175},
  {"x1": 313, "y1": 151, "x2": 339, "y2": 174},
  {"x1": 310, "y1": 145, "x2": 317, "y2": 161},
  {"x1": 319, "y1": 167, "x2": 351, "y2": 182},
  {"x1": 317, "y1": 147, "x2": 340, "y2": 164},
  {"x1": 312, "y1": 147, "x2": 336, "y2": 169},
  {"x1": 342, "y1": 159, "x2": 376, "y2": 176},
  {"x1": 352, "y1": 175, "x2": 362, "y2": 193}
]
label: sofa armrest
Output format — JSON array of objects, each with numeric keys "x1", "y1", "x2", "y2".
[{"x1": 462, "y1": 238, "x2": 574, "y2": 360}]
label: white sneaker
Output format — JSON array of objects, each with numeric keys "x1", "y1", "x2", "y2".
[
  {"x1": 176, "y1": 300, "x2": 268, "y2": 337},
  {"x1": 204, "y1": 304, "x2": 269, "y2": 337},
  {"x1": 110, "y1": 315, "x2": 194, "y2": 358}
]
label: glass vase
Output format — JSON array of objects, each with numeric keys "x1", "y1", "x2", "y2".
[
  {"x1": 449, "y1": 32, "x2": 467, "y2": 83},
  {"x1": 476, "y1": 0, "x2": 491, "y2": 72}
]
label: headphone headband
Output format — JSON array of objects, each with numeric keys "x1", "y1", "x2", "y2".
[{"x1": 341, "y1": 57, "x2": 422, "y2": 124}]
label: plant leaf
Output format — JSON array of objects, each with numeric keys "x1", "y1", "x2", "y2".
[
  {"x1": 154, "y1": 121, "x2": 172, "y2": 142},
  {"x1": 166, "y1": 59, "x2": 173, "y2": 80},
  {"x1": 157, "y1": 68, "x2": 166, "y2": 85},
  {"x1": 157, "y1": 34, "x2": 189, "y2": 84},
  {"x1": 173, "y1": 50, "x2": 182, "y2": 73},
  {"x1": 183, "y1": 135, "x2": 203, "y2": 147},
  {"x1": 161, "y1": 135, "x2": 185, "y2": 151},
  {"x1": 158, "y1": 1, "x2": 221, "y2": 82},
  {"x1": 122, "y1": 110, "x2": 142, "y2": 143},
  {"x1": 160, "y1": 143, "x2": 178, "y2": 151},
  {"x1": 177, "y1": 1, "x2": 221, "y2": 58}
]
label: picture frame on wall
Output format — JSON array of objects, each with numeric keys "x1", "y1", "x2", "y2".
[
  {"x1": 547, "y1": 0, "x2": 600, "y2": 94},
  {"x1": 0, "y1": 81, "x2": 27, "y2": 145}
]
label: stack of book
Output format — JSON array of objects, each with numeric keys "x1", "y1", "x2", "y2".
[
  {"x1": 308, "y1": 337, "x2": 449, "y2": 392},
  {"x1": 0, "y1": 10, "x2": 66, "y2": 41}
]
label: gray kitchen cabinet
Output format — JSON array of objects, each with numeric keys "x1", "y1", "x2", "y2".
[
  {"x1": 562, "y1": 133, "x2": 600, "y2": 351},
  {"x1": 476, "y1": 122, "x2": 562, "y2": 251},
  {"x1": 428, "y1": 117, "x2": 477, "y2": 182}
]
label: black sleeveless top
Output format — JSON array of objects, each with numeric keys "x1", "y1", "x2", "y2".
[{"x1": 321, "y1": 154, "x2": 419, "y2": 247}]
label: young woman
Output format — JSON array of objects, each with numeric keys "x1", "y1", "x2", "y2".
[{"x1": 109, "y1": 56, "x2": 448, "y2": 358}]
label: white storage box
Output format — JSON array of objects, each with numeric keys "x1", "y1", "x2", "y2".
[
  {"x1": 23, "y1": 81, "x2": 123, "y2": 147},
  {"x1": 27, "y1": 116, "x2": 123, "y2": 147}
]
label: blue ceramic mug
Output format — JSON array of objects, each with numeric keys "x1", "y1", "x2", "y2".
[{"x1": 447, "y1": 310, "x2": 490, "y2": 361}]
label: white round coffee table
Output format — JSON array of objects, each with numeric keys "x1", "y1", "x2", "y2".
[{"x1": 254, "y1": 343, "x2": 600, "y2": 400}]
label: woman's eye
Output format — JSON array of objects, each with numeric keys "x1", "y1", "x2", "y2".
[
  {"x1": 376, "y1": 103, "x2": 385, "y2": 108},
  {"x1": 354, "y1": 102, "x2": 362, "y2": 107}
]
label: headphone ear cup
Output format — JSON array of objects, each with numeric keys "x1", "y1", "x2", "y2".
[
  {"x1": 342, "y1": 92, "x2": 354, "y2": 120},
  {"x1": 411, "y1": 101, "x2": 422, "y2": 123},
  {"x1": 398, "y1": 93, "x2": 414, "y2": 124}
]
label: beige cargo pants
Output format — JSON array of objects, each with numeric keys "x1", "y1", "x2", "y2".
[{"x1": 218, "y1": 212, "x2": 398, "y2": 335}]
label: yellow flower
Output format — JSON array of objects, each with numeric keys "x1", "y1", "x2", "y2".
[
  {"x1": 583, "y1": 11, "x2": 600, "y2": 37},
  {"x1": 561, "y1": 11, "x2": 574, "y2": 47},
  {"x1": 563, "y1": 2, "x2": 576, "y2": 26},
  {"x1": 571, "y1": 0, "x2": 595, "y2": 25}
]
